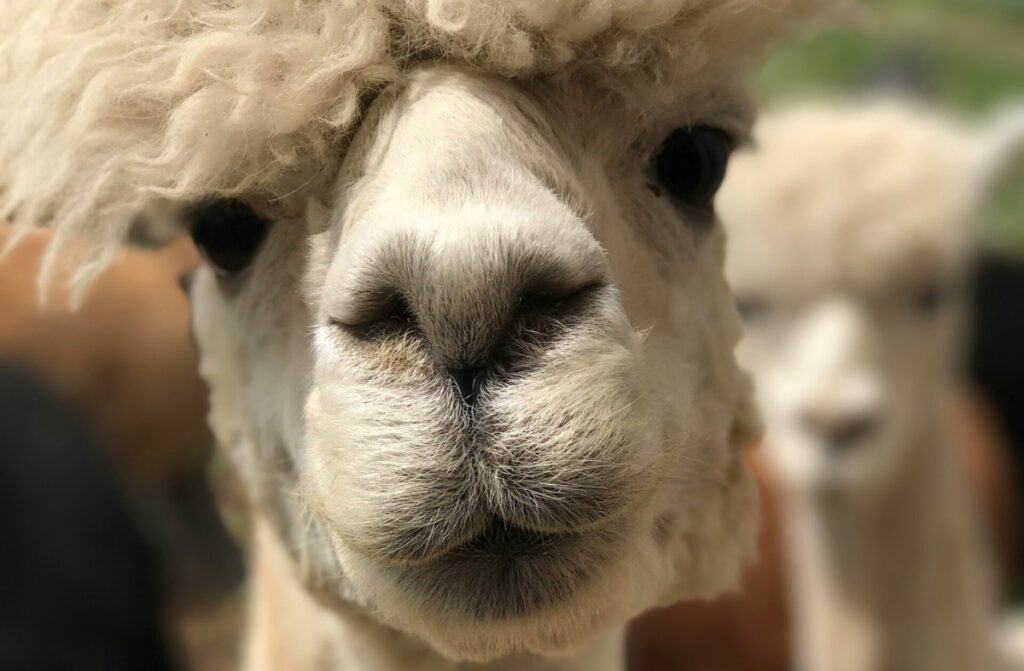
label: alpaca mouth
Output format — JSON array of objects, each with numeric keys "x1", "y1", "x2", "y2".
[
  {"x1": 389, "y1": 515, "x2": 619, "y2": 620},
  {"x1": 450, "y1": 516, "x2": 571, "y2": 558}
]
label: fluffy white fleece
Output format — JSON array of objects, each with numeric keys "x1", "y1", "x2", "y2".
[{"x1": 2, "y1": 0, "x2": 837, "y2": 288}]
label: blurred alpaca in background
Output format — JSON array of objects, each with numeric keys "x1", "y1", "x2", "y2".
[{"x1": 720, "y1": 101, "x2": 1024, "y2": 671}]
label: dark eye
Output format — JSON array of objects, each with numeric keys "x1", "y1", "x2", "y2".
[
  {"x1": 187, "y1": 199, "x2": 269, "y2": 274},
  {"x1": 650, "y1": 126, "x2": 733, "y2": 213},
  {"x1": 910, "y1": 282, "x2": 949, "y2": 317},
  {"x1": 735, "y1": 295, "x2": 769, "y2": 323}
]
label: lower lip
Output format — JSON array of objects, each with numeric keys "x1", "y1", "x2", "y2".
[
  {"x1": 450, "y1": 518, "x2": 571, "y2": 558},
  {"x1": 390, "y1": 520, "x2": 603, "y2": 620}
]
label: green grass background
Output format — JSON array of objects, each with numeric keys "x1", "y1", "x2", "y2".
[{"x1": 754, "y1": 0, "x2": 1024, "y2": 254}]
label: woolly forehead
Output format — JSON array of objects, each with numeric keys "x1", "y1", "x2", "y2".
[{"x1": 0, "y1": 0, "x2": 836, "y2": 287}]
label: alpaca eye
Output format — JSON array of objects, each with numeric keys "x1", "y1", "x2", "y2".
[
  {"x1": 650, "y1": 126, "x2": 733, "y2": 213},
  {"x1": 910, "y1": 282, "x2": 948, "y2": 317},
  {"x1": 735, "y1": 295, "x2": 769, "y2": 323},
  {"x1": 187, "y1": 199, "x2": 269, "y2": 274}
]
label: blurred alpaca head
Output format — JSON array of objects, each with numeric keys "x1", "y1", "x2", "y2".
[{"x1": 722, "y1": 100, "x2": 1024, "y2": 493}]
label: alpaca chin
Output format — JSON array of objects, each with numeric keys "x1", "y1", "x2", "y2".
[
  {"x1": 300, "y1": 298, "x2": 673, "y2": 659},
  {"x1": 330, "y1": 506, "x2": 666, "y2": 662}
]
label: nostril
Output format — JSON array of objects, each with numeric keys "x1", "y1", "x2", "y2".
[
  {"x1": 331, "y1": 293, "x2": 419, "y2": 341},
  {"x1": 801, "y1": 412, "x2": 879, "y2": 454},
  {"x1": 448, "y1": 366, "x2": 488, "y2": 407},
  {"x1": 516, "y1": 280, "x2": 607, "y2": 319}
]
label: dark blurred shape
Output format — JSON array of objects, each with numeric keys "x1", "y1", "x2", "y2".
[
  {"x1": 142, "y1": 472, "x2": 246, "y2": 610},
  {"x1": 971, "y1": 250, "x2": 1024, "y2": 521},
  {"x1": 0, "y1": 364, "x2": 174, "y2": 671},
  {"x1": 0, "y1": 226, "x2": 246, "y2": 669}
]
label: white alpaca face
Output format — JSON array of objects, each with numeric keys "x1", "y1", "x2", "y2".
[
  {"x1": 190, "y1": 67, "x2": 757, "y2": 660},
  {"x1": 732, "y1": 262, "x2": 963, "y2": 492},
  {"x1": 721, "y1": 104, "x2": 981, "y2": 494}
]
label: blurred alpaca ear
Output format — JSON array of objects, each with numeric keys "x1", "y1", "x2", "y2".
[{"x1": 975, "y1": 101, "x2": 1024, "y2": 197}]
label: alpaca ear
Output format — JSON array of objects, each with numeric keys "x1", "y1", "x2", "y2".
[{"x1": 974, "y1": 100, "x2": 1024, "y2": 199}]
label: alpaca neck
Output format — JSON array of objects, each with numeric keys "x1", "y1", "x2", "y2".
[
  {"x1": 242, "y1": 516, "x2": 625, "y2": 671},
  {"x1": 783, "y1": 426, "x2": 998, "y2": 671}
]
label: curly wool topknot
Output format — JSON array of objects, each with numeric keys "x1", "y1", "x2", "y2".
[{"x1": 1, "y1": 0, "x2": 839, "y2": 288}]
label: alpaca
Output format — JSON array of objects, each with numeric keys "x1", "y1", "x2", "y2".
[
  {"x1": 720, "y1": 100, "x2": 1024, "y2": 671},
  {"x1": 1, "y1": 2, "x2": 839, "y2": 669}
]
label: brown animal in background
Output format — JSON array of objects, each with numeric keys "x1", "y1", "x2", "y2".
[{"x1": 0, "y1": 226, "x2": 211, "y2": 485}]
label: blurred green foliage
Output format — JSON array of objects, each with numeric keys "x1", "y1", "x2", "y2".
[{"x1": 756, "y1": 0, "x2": 1024, "y2": 254}]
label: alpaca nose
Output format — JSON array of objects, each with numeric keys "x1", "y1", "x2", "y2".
[
  {"x1": 333, "y1": 280, "x2": 603, "y2": 358},
  {"x1": 328, "y1": 235, "x2": 610, "y2": 382},
  {"x1": 448, "y1": 365, "x2": 488, "y2": 407},
  {"x1": 800, "y1": 409, "x2": 880, "y2": 454}
]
